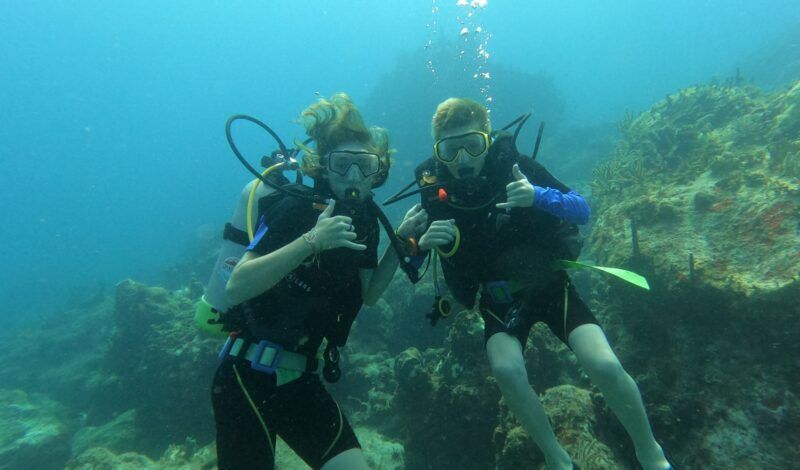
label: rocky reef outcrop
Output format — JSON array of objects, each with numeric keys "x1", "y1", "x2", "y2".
[
  {"x1": 591, "y1": 81, "x2": 799, "y2": 297},
  {"x1": 0, "y1": 389, "x2": 71, "y2": 470},
  {"x1": 588, "y1": 81, "x2": 800, "y2": 468},
  {"x1": 494, "y1": 385, "x2": 621, "y2": 470},
  {"x1": 104, "y1": 280, "x2": 220, "y2": 450}
]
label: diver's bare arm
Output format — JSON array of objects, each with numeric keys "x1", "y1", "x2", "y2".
[
  {"x1": 361, "y1": 204, "x2": 428, "y2": 306},
  {"x1": 226, "y1": 238, "x2": 315, "y2": 305},
  {"x1": 227, "y1": 201, "x2": 365, "y2": 304},
  {"x1": 360, "y1": 246, "x2": 400, "y2": 306}
]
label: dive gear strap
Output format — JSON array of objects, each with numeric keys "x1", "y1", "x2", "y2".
[
  {"x1": 219, "y1": 336, "x2": 320, "y2": 375},
  {"x1": 223, "y1": 223, "x2": 250, "y2": 247}
]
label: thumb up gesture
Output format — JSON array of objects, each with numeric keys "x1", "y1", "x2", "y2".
[
  {"x1": 496, "y1": 164, "x2": 535, "y2": 209},
  {"x1": 305, "y1": 200, "x2": 367, "y2": 252}
]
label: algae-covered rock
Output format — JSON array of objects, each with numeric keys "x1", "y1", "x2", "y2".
[
  {"x1": 357, "y1": 426, "x2": 406, "y2": 470},
  {"x1": 104, "y1": 280, "x2": 220, "y2": 451},
  {"x1": 0, "y1": 298, "x2": 114, "y2": 413},
  {"x1": 395, "y1": 347, "x2": 431, "y2": 398},
  {"x1": 0, "y1": 389, "x2": 71, "y2": 469},
  {"x1": 494, "y1": 385, "x2": 622, "y2": 470},
  {"x1": 70, "y1": 409, "x2": 139, "y2": 457},
  {"x1": 393, "y1": 308, "x2": 501, "y2": 469},
  {"x1": 541, "y1": 385, "x2": 620, "y2": 469},
  {"x1": 352, "y1": 269, "x2": 446, "y2": 355},
  {"x1": 333, "y1": 350, "x2": 397, "y2": 425},
  {"x1": 591, "y1": 82, "x2": 799, "y2": 298},
  {"x1": 0, "y1": 279, "x2": 222, "y2": 462},
  {"x1": 67, "y1": 439, "x2": 216, "y2": 470},
  {"x1": 67, "y1": 447, "x2": 157, "y2": 470},
  {"x1": 587, "y1": 81, "x2": 800, "y2": 468}
]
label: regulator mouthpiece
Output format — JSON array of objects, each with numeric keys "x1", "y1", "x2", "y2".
[{"x1": 345, "y1": 188, "x2": 360, "y2": 201}]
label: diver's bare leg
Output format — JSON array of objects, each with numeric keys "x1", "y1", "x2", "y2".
[
  {"x1": 568, "y1": 324, "x2": 670, "y2": 470},
  {"x1": 487, "y1": 332, "x2": 573, "y2": 470}
]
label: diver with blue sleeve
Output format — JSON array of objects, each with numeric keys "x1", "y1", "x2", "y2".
[{"x1": 391, "y1": 98, "x2": 672, "y2": 470}]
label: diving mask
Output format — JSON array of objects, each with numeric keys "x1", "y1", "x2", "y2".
[
  {"x1": 433, "y1": 131, "x2": 490, "y2": 163},
  {"x1": 326, "y1": 150, "x2": 382, "y2": 177}
]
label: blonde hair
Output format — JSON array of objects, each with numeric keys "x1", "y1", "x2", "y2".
[
  {"x1": 431, "y1": 97, "x2": 491, "y2": 140},
  {"x1": 298, "y1": 93, "x2": 391, "y2": 181}
]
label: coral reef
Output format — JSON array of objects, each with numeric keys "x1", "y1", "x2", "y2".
[
  {"x1": 391, "y1": 309, "x2": 501, "y2": 469},
  {"x1": 591, "y1": 82, "x2": 799, "y2": 298},
  {"x1": 0, "y1": 389, "x2": 71, "y2": 469},
  {"x1": 70, "y1": 409, "x2": 139, "y2": 457},
  {"x1": 0, "y1": 280, "x2": 221, "y2": 466},
  {"x1": 494, "y1": 385, "x2": 622, "y2": 470},
  {"x1": 385, "y1": 308, "x2": 605, "y2": 469},
  {"x1": 103, "y1": 280, "x2": 220, "y2": 451},
  {"x1": 334, "y1": 350, "x2": 397, "y2": 426},
  {"x1": 66, "y1": 439, "x2": 216, "y2": 470},
  {"x1": 587, "y1": 81, "x2": 800, "y2": 468},
  {"x1": 0, "y1": 298, "x2": 115, "y2": 413},
  {"x1": 357, "y1": 427, "x2": 406, "y2": 470}
]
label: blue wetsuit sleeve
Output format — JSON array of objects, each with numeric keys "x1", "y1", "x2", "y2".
[{"x1": 533, "y1": 186, "x2": 591, "y2": 225}]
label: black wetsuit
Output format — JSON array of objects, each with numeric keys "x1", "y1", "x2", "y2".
[
  {"x1": 212, "y1": 194, "x2": 379, "y2": 469},
  {"x1": 416, "y1": 133, "x2": 598, "y2": 347}
]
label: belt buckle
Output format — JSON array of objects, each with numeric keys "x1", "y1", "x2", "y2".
[
  {"x1": 250, "y1": 339, "x2": 283, "y2": 374},
  {"x1": 217, "y1": 335, "x2": 237, "y2": 360}
]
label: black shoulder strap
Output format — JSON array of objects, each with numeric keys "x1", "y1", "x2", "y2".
[
  {"x1": 215, "y1": 184, "x2": 318, "y2": 249},
  {"x1": 223, "y1": 223, "x2": 250, "y2": 247}
]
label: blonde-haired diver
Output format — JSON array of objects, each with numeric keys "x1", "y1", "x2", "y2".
[{"x1": 211, "y1": 93, "x2": 427, "y2": 470}]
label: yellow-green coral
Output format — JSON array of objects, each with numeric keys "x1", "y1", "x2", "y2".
[{"x1": 590, "y1": 80, "x2": 800, "y2": 295}]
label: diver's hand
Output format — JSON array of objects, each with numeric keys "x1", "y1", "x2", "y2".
[
  {"x1": 496, "y1": 164, "x2": 535, "y2": 209},
  {"x1": 397, "y1": 204, "x2": 428, "y2": 239},
  {"x1": 304, "y1": 200, "x2": 366, "y2": 252},
  {"x1": 418, "y1": 219, "x2": 457, "y2": 251}
]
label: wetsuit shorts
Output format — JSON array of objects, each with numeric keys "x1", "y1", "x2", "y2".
[
  {"x1": 212, "y1": 359, "x2": 359, "y2": 469},
  {"x1": 479, "y1": 277, "x2": 600, "y2": 348}
]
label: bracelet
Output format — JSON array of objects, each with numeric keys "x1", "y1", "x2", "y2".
[{"x1": 301, "y1": 228, "x2": 320, "y2": 254}]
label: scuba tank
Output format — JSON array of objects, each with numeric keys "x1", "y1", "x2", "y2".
[
  {"x1": 194, "y1": 177, "x2": 279, "y2": 335},
  {"x1": 195, "y1": 116, "x2": 296, "y2": 336}
]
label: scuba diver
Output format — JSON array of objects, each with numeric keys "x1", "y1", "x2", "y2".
[
  {"x1": 209, "y1": 93, "x2": 427, "y2": 470},
  {"x1": 401, "y1": 98, "x2": 671, "y2": 470}
]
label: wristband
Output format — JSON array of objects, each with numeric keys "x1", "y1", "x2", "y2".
[{"x1": 301, "y1": 228, "x2": 321, "y2": 254}]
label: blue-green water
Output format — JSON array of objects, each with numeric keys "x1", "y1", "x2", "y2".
[
  {"x1": 0, "y1": 1, "x2": 798, "y2": 469},
  {"x1": 1, "y1": 0, "x2": 795, "y2": 319}
]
